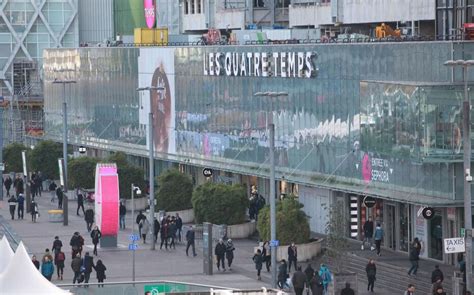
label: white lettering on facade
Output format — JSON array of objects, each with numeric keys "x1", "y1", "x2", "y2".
[{"x1": 261, "y1": 52, "x2": 269, "y2": 77}]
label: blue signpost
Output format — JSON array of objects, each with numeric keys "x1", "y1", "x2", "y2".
[{"x1": 270, "y1": 240, "x2": 279, "y2": 247}]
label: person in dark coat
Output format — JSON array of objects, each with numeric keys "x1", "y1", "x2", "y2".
[
  {"x1": 278, "y1": 260, "x2": 289, "y2": 290},
  {"x1": 55, "y1": 250, "x2": 65, "y2": 280},
  {"x1": 153, "y1": 218, "x2": 160, "y2": 243},
  {"x1": 95, "y1": 259, "x2": 107, "y2": 287},
  {"x1": 309, "y1": 272, "x2": 324, "y2": 295},
  {"x1": 160, "y1": 220, "x2": 169, "y2": 250},
  {"x1": 304, "y1": 264, "x2": 315, "y2": 289},
  {"x1": 225, "y1": 239, "x2": 235, "y2": 270},
  {"x1": 186, "y1": 226, "x2": 197, "y2": 256},
  {"x1": 262, "y1": 241, "x2": 271, "y2": 272},
  {"x1": 8, "y1": 195, "x2": 16, "y2": 220},
  {"x1": 32, "y1": 255, "x2": 40, "y2": 269},
  {"x1": 77, "y1": 193, "x2": 85, "y2": 216},
  {"x1": 52, "y1": 236, "x2": 63, "y2": 258},
  {"x1": 215, "y1": 238, "x2": 227, "y2": 271},
  {"x1": 363, "y1": 216, "x2": 374, "y2": 250},
  {"x1": 291, "y1": 266, "x2": 307, "y2": 295},
  {"x1": 168, "y1": 219, "x2": 177, "y2": 249},
  {"x1": 253, "y1": 249, "x2": 264, "y2": 280},
  {"x1": 431, "y1": 265, "x2": 444, "y2": 283},
  {"x1": 17, "y1": 193, "x2": 24, "y2": 219},
  {"x1": 408, "y1": 238, "x2": 421, "y2": 276},
  {"x1": 4, "y1": 176, "x2": 12, "y2": 196},
  {"x1": 136, "y1": 210, "x2": 146, "y2": 236},
  {"x1": 288, "y1": 242, "x2": 298, "y2": 272},
  {"x1": 119, "y1": 201, "x2": 126, "y2": 229},
  {"x1": 30, "y1": 199, "x2": 38, "y2": 222},
  {"x1": 176, "y1": 213, "x2": 183, "y2": 242},
  {"x1": 341, "y1": 282, "x2": 355, "y2": 295},
  {"x1": 49, "y1": 180, "x2": 57, "y2": 202},
  {"x1": 90, "y1": 226, "x2": 102, "y2": 256},
  {"x1": 71, "y1": 253, "x2": 82, "y2": 284},
  {"x1": 84, "y1": 208, "x2": 94, "y2": 232},
  {"x1": 366, "y1": 259, "x2": 376, "y2": 292},
  {"x1": 56, "y1": 186, "x2": 63, "y2": 209},
  {"x1": 82, "y1": 252, "x2": 95, "y2": 287}
]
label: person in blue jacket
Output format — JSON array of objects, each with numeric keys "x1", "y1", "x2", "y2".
[
  {"x1": 41, "y1": 256, "x2": 55, "y2": 281},
  {"x1": 373, "y1": 223, "x2": 384, "y2": 256}
]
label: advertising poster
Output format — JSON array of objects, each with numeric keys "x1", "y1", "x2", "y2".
[{"x1": 138, "y1": 48, "x2": 176, "y2": 154}]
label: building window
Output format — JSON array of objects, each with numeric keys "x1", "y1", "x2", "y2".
[
  {"x1": 197, "y1": 0, "x2": 202, "y2": 14},
  {"x1": 184, "y1": 0, "x2": 189, "y2": 14},
  {"x1": 191, "y1": 0, "x2": 195, "y2": 14},
  {"x1": 254, "y1": 0, "x2": 265, "y2": 8}
]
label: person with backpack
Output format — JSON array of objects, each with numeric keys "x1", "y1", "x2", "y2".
[
  {"x1": 318, "y1": 264, "x2": 332, "y2": 295},
  {"x1": 252, "y1": 249, "x2": 264, "y2": 280},
  {"x1": 366, "y1": 259, "x2": 376, "y2": 292},
  {"x1": 374, "y1": 223, "x2": 384, "y2": 256},
  {"x1": 309, "y1": 271, "x2": 324, "y2": 295},
  {"x1": 55, "y1": 250, "x2": 65, "y2": 280},
  {"x1": 41, "y1": 256, "x2": 54, "y2": 281},
  {"x1": 84, "y1": 208, "x2": 94, "y2": 232},
  {"x1": 95, "y1": 259, "x2": 107, "y2": 287},
  {"x1": 90, "y1": 226, "x2": 102, "y2": 256}
]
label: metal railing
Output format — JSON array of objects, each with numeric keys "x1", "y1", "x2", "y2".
[{"x1": 0, "y1": 215, "x2": 21, "y2": 250}]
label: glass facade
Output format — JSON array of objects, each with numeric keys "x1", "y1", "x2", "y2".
[{"x1": 43, "y1": 41, "x2": 474, "y2": 204}]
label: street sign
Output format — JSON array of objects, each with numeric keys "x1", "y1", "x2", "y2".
[
  {"x1": 422, "y1": 207, "x2": 435, "y2": 219},
  {"x1": 363, "y1": 196, "x2": 376, "y2": 208},
  {"x1": 144, "y1": 283, "x2": 188, "y2": 294},
  {"x1": 128, "y1": 243, "x2": 138, "y2": 251},
  {"x1": 129, "y1": 234, "x2": 140, "y2": 242},
  {"x1": 444, "y1": 237, "x2": 465, "y2": 254},
  {"x1": 202, "y1": 168, "x2": 213, "y2": 177},
  {"x1": 270, "y1": 240, "x2": 279, "y2": 247}
]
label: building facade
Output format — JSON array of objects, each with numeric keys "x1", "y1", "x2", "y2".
[{"x1": 42, "y1": 41, "x2": 473, "y2": 264}]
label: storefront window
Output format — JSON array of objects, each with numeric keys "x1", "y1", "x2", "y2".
[
  {"x1": 399, "y1": 204, "x2": 412, "y2": 252},
  {"x1": 428, "y1": 210, "x2": 443, "y2": 260}
]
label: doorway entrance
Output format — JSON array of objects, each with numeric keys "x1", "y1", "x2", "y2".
[{"x1": 385, "y1": 204, "x2": 397, "y2": 250}]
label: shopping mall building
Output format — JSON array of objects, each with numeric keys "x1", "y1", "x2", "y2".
[{"x1": 42, "y1": 40, "x2": 473, "y2": 264}]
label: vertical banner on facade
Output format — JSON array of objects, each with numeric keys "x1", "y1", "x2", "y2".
[{"x1": 138, "y1": 48, "x2": 176, "y2": 154}]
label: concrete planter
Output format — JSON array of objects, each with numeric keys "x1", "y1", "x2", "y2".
[
  {"x1": 253, "y1": 239, "x2": 323, "y2": 262},
  {"x1": 226, "y1": 221, "x2": 257, "y2": 239},
  {"x1": 124, "y1": 197, "x2": 148, "y2": 212},
  {"x1": 331, "y1": 272, "x2": 358, "y2": 295},
  {"x1": 48, "y1": 210, "x2": 63, "y2": 223},
  {"x1": 164, "y1": 208, "x2": 194, "y2": 223}
]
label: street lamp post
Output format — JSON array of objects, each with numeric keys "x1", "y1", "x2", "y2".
[
  {"x1": 253, "y1": 91, "x2": 288, "y2": 288},
  {"x1": 136, "y1": 86, "x2": 164, "y2": 251},
  {"x1": 444, "y1": 59, "x2": 474, "y2": 292},
  {"x1": 131, "y1": 184, "x2": 141, "y2": 284}
]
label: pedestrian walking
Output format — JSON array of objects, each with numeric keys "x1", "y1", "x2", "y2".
[
  {"x1": 431, "y1": 265, "x2": 444, "y2": 284},
  {"x1": 49, "y1": 180, "x2": 57, "y2": 202},
  {"x1": 56, "y1": 186, "x2": 63, "y2": 209},
  {"x1": 160, "y1": 219, "x2": 169, "y2": 250},
  {"x1": 55, "y1": 250, "x2": 65, "y2": 280},
  {"x1": 366, "y1": 259, "x2": 376, "y2": 292},
  {"x1": 8, "y1": 195, "x2": 16, "y2": 220},
  {"x1": 433, "y1": 285, "x2": 446, "y2": 295},
  {"x1": 262, "y1": 241, "x2": 271, "y2": 272},
  {"x1": 176, "y1": 213, "x2": 183, "y2": 242},
  {"x1": 288, "y1": 242, "x2": 298, "y2": 272},
  {"x1": 432, "y1": 277, "x2": 443, "y2": 295},
  {"x1": 4, "y1": 175, "x2": 12, "y2": 196},
  {"x1": 41, "y1": 256, "x2": 54, "y2": 281},
  {"x1": 136, "y1": 210, "x2": 146, "y2": 236},
  {"x1": 408, "y1": 238, "x2": 422, "y2": 276},
  {"x1": 139, "y1": 217, "x2": 150, "y2": 244},
  {"x1": 77, "y1": 193, "x2": 85, "y2": 216},
  {"x1": 52, "y1": 236, "x2": 63, "y2": 258},
  {"x1": 304, "y1": 264, "x2": 315, "y2": 292},
  {"x1": 82, "y1": 252, "x2": 95, "y2": 287},
  {"x1": 404, "y1": 284, "x2": 415, "y2": 295},
  {"x1": 84, "y1": 208, "x2": 94, "y2": 232},
  {"x1": 340, "y1": 282, "x2": 355, "y2": 295},
  {"x1": 14, "y1": 175, "x2": 24, "y2": 196},
  {"x1": 153, "y1": 218, "x2": 160, "y2": 243},
  {"x1": 252, "y1": 249, "x2": 264, "y2": 280},
  {"x1": 71, "y1": 253, "x2": 82, "y2": 284},
  {"x1": 95, "y1": 259, "x2": 107, "y2": 287},
  {"x1": 362, "y1": 216, "x2": 374, "y2": 250},
  {"x1": 292, "y1": 266, "x2": 307, "y2": 295},
  {"x1": 30, "y1": 199, "x2": 38, "y2": 223},
  {"x1": 119, "y1": 201, "x2": 126, "y2": 229},
  {"x1": 17, "y1": 193, "x2": 24, "y2": 219},
  {"x1": 90, "y1": 225, "x2": 102, "y2": 256},
  {"x1": 70, "y1": 232, "x2": 85, "y2": 259},
  {"x1": 186, "y1": 226, "x2": 197, "y2": 256},
  {"x1": 278, "y1": 260, "x2": 289, "y2": 290},
  {"x1": 215, "y1": 238, "x2": 226, "y2": 271},
  {"x1": 42, "y1": 248, "x2": 53, "y2": 263},
  {"x1": 226, "y1": 239, "x2": 235, "y2": 270},
  {"x1": 374, "y1": 223, "x2": 384, "y2": 256},
  {"x1": 318, "y1": 264, "x2": 332, "y2": 295},
  {"x1": 309, "y1": 271, "x2": 324, "y2": 295},
  {"x1": 32, "y1": 255, "x2": 40, "y2": 269},
  {"x1": 168, "y1": 218, "x2": 177, "y2": 249}
]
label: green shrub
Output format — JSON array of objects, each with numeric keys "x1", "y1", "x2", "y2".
[
  {"x1": 192, "y1": 182, "x2": 248, "y2": 225},
  {"x1": 68, "y1": 157, "x2": 99, "y2": 189},
  {"x1": 106, "y1": 152, "x2": 145, "y2": 199},
  {"x1": 30, "y1": 140, "x2": 62, "y2": 180},
  {"x1": 3, "y1": 143, "x2": 29, "y2": 173},
  {"x1": 257, "y1": 197, "x2": 310, "y2": 245},
  {"x1": 155, "y1": 169, "x2": 193, "y2": 211}
]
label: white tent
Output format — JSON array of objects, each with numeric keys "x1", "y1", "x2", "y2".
[
  {"x1": 0, "y1": 237, "x2": 13, "y2": 274},
  {"x1": 0, "y1": 242, "x2": 70, "y2": 294}
]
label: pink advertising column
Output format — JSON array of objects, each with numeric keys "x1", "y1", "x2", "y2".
[{"x1": 94, "y1": 164, "x2": 119, "y2": 247}]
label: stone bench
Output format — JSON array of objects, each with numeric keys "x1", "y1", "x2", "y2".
[{"x1": 48, "y1": 209, "x2": 63, "y2": 223}]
